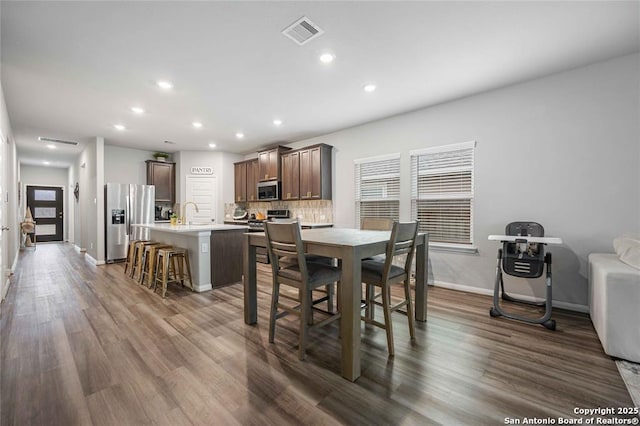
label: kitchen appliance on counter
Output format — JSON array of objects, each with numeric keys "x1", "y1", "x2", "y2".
[
  {"x1": 248, "y1": 209, "x2": 290, "y2": 263},
  {"x1": 247, "y1": 209, "x2": 290, "y2": 232},
  {"x1": 233, "y1": 207, "x2": 248, "y2": 220},
  {"x1": 105, "y1": 183, "x2": 155, "y2": 263}
]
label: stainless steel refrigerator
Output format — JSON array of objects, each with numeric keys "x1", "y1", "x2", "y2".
[{"x1": 105, "y1": 183, "x2": 155, "y2": 263}]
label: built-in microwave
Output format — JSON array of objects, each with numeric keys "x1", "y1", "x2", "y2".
[{"x1": 257, "y1": 181, "x2": 280, "y2": 201}]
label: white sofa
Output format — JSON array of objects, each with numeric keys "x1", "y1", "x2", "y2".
[{"x1": 588, "y1": 252, "x2": 640, "y2": 363}]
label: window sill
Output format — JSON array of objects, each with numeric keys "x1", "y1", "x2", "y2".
[{"x1": 428, "y1": 243, "x2": 478, "y2": 255}]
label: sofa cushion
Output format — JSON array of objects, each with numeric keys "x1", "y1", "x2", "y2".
[{"x1": 613, "y1": 234, "x2": 640, "y2": 270}]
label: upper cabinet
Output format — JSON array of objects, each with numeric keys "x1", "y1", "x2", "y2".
[
  {"x1": 146, "y1": 160, "x2": 175, "y2": 204},
  {"x1": 299, "y1": 144, "x2": 332, "y2": 200},
  {"x1": 258, "y1": 146, "x2": 289, "y2": 181},
  {"x1": 281, "y1": 151, "x2": 300, "y2": 201},
  {"x1": 234, "y1": 159, "x2": 259, "y2": 203},
  {"x1": 233, "y1": 144, "x2": 331, "y2": 203},
  {"x1": 234, "y1": 161, "x2": 247, "y2": 203},
  {"x1": 246, "y1": 159, "x2": 259, "y2": 202}
]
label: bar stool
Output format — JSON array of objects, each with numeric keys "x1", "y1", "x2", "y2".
[
  {"x1": 124, "y1": 240, "x2": 146, "y2": 276},
  {"x1": 154, "y1": 247, "x2": 194, "y2": 298},
  {"x1": 132, "y1": 241, "x2": 158, "y2": 281},
  {"x1": 139, "y1": 243, "x2": 172, "y2": 286}
]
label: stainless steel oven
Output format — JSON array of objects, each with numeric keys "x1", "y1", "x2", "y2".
[{"x1": 257, "y1": 181, "x2": 280, "y2": 201}]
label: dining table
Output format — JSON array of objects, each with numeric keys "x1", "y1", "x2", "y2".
[{"x1": 243, "y1": 227, "x2": 429, "y2": 382}]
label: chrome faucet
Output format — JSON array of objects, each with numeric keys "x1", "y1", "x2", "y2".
[{"x1": 181, "y1": 201, "x2": 200, "y2": 225}]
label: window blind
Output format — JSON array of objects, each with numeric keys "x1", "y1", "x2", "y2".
[
  {"x1": 355, "y1": 155, "x2": 400, "y2": 227},
  {"x1": 411, "y1": 142, "x2": 475, "y2": 245}
]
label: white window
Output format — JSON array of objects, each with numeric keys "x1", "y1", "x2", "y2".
[
  {"x1": 411, "y1": 141, "x2": 476, "y2": 249},
  {"x1": 354, "y1": 154, "x2": 400, "y2": 227}
]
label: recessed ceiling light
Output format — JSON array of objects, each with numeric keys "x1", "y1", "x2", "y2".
[
  {"x1": 157, "y1": 80, "x2": 173, "y2": 90},
  {"x1": 192, "y1": 122, "x2": 203, "y2": 128},
  {"x1": 363, "y1": 83, "x2": 377, "y2": 93},
  {"x1": 131, "y1": 106, "x2": 144, "y2": 114},
  {"x1": 273, "y1": 119, "x2": 283, "y2": 126},
  {"x1": 43, "y1": 161, "x2": 50, "y2": 165},
  {"x1": 235, "y1": 132, "x2": 245, "y2": 139},
  {"x1": 46, "y1": 144, "x2": 56, "y2": 149},
  {"x1": 319, "y1": 53, "x2": 335, "y2": 64},
  {"x1": 209, "y1": 143, "x2": 217, "y2": 148},
  {"x1": 114, "y1": 124, "x2": 126, "y2": 131}
]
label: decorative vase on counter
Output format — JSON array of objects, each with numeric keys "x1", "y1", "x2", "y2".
[{"x1": 170, "y1": 217, "x2": 178, "y2": 225}]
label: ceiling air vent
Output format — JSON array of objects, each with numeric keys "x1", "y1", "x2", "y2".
[
  {"x1": 38, "y1": 136, "x2": 78, "y2": 146},
  {"x1": 282, "y1": 16, "x2": 324, "y2": 45}
]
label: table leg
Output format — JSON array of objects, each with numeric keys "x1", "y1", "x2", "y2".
[
  {"x1": 243, "y1": 235, "x2": 258, "y2": 325},
  {"x1": 415, "y1": 233, "x2": 429, "y2": 322},
  {"x1": 340, "y1": 248, "x2": 361, "y2": 382}
]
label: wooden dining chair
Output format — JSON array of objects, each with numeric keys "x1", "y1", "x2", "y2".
[
  {"x1": 361, "y1": 220, "x2": 419, "y2": 356},
  {"x1": 361, "y1": 216, "x2": 395, "y2": 318},
  {"x1": 264, "y1": 221, "x2": 342, "y2": 360}
]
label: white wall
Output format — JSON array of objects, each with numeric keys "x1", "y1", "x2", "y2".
[
  {"x1": 20, "y1": 164, "x2": 69, "y2": 240},
  {"x1": 104, "y1": 145, "x2": 155, "y2": 185},
  {"x1": 0, "y1": 82, "x2": 20, "y2": 302},
  {"x1": 75, "y1": 137, "x2": 104, "y2": 263},
  {"x1": 277, "y1": 53, "x2": 640, "y2": 308}
]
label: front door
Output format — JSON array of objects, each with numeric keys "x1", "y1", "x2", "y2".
[{"x1": 26, "y1": 186, "x2": 64, "y2": 242}]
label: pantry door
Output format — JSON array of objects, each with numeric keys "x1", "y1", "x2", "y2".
[{"x1": 185, "y1": 176, "x2": 217, "y2": 224}]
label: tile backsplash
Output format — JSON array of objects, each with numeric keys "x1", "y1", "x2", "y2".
[{"x1": 225, "y1": 200, "x2": 333, "y2": 224}]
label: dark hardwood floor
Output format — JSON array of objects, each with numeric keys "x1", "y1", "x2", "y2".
[{"x1": 1, "y1": 243, "x2": 634, "y2": 425}]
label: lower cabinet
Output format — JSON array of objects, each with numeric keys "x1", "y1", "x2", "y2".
[{"x1": 210, "y1": 229, "x2": 245, "y2": 287}]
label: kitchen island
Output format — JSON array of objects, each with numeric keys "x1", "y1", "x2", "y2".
[{"x1": 134, "y1": 223, "x2": 248, "y2": 292}]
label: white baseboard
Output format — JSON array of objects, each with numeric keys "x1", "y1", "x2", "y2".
[
  {"x1": 432, "y1": 280, "x2": 589, "y2": 313},
  {"x1": 74, "y1": 245, "x2": 85, "y2": 253},
  {"x1": 193, "y1": 282, "x2": 212, "y2": 293}
]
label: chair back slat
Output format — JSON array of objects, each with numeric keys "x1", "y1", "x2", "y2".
[
  {"x1": 264, "y1": 221, "x2": 309, "y2": 282},
  {"x1": 382, "y1": 221, "x2": 419, "y2": 282},
  {"x1": 361, "y1": 217, "x2": 394, "y2": 231}
]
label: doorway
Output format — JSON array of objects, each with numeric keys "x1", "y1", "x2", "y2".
[
  {"x1": 185, "y1": 176, "x2": 217, "y2": 224},
  {"x1": 26, "y1": 186, "x2": 64, "y2": 242}
]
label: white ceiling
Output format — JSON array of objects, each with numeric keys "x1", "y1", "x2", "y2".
[{"x1": 2, "y1": 1, "x2": 638, "y2": 168}]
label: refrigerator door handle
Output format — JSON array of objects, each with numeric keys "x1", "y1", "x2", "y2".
[{"x1": 125, "y1": 195, "x2": 130, "y2": 235}]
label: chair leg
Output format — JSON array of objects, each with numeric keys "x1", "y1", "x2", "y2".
[
  {"x1": 381, "y1": 285, "x2": 395, "y2": 356},
  {"x1": 161, "y1": 254, "x2": 170, "y2": 298},
  {"x1": 365, "y1": 284, "x2": 375, "y2": 321},
  {"x1": 268, "y1": 280, "x2": 280, "y2": 343},
  {"x1": 183, "y1": 251, "x2": 194, "y2": 291},
  {"x1": 404, "y1": 279, "x2": 415, "y2": 340},
  {"x1": 306, "y1": 290, "x2": 314, "y2": 326},
  {"x1": 326, "y1": 284, "x2": 335, "y2": 314},
  {"x1": 299, "y1": 289, "x2": 310, "y2": 360}
]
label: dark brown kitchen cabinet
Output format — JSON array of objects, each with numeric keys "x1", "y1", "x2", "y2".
[
  {"x1": 258, "y1": 146, "x2": 290, "y2": 181},
  {"x1": 146, "y1": 160, "x2": 175, "y2": 204},
  {"x1": 299, "y1": 144, "x2": 332, "y2": 200},
  {"x1": 246, "y1": 159, "x2": 259, "y2": 202},
  {"x1": 281, "y1": 151, "x2": 300, "y2": 200},
  {"x1": 234, "y1": 161, "x2": 247, "y2": 203}
]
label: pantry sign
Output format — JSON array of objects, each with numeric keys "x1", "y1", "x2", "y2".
[{"x1": 190, "y1": 166, "x2": 214, "y2": 175}]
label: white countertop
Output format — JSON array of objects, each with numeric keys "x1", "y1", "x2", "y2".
[{"x1": 134, "y1": 223, "x2": 248, "y2": 233}]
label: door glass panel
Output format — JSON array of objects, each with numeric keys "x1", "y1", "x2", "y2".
[
  {"x1": 34, "y1": 207, "x2": 57, "y2": 218},
  {"x1": 34, "y1": 189, "x2": 57, "y2": 201},
  {"x1": 35, "y1": 224, "x2": 57, "y2": 236}
]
